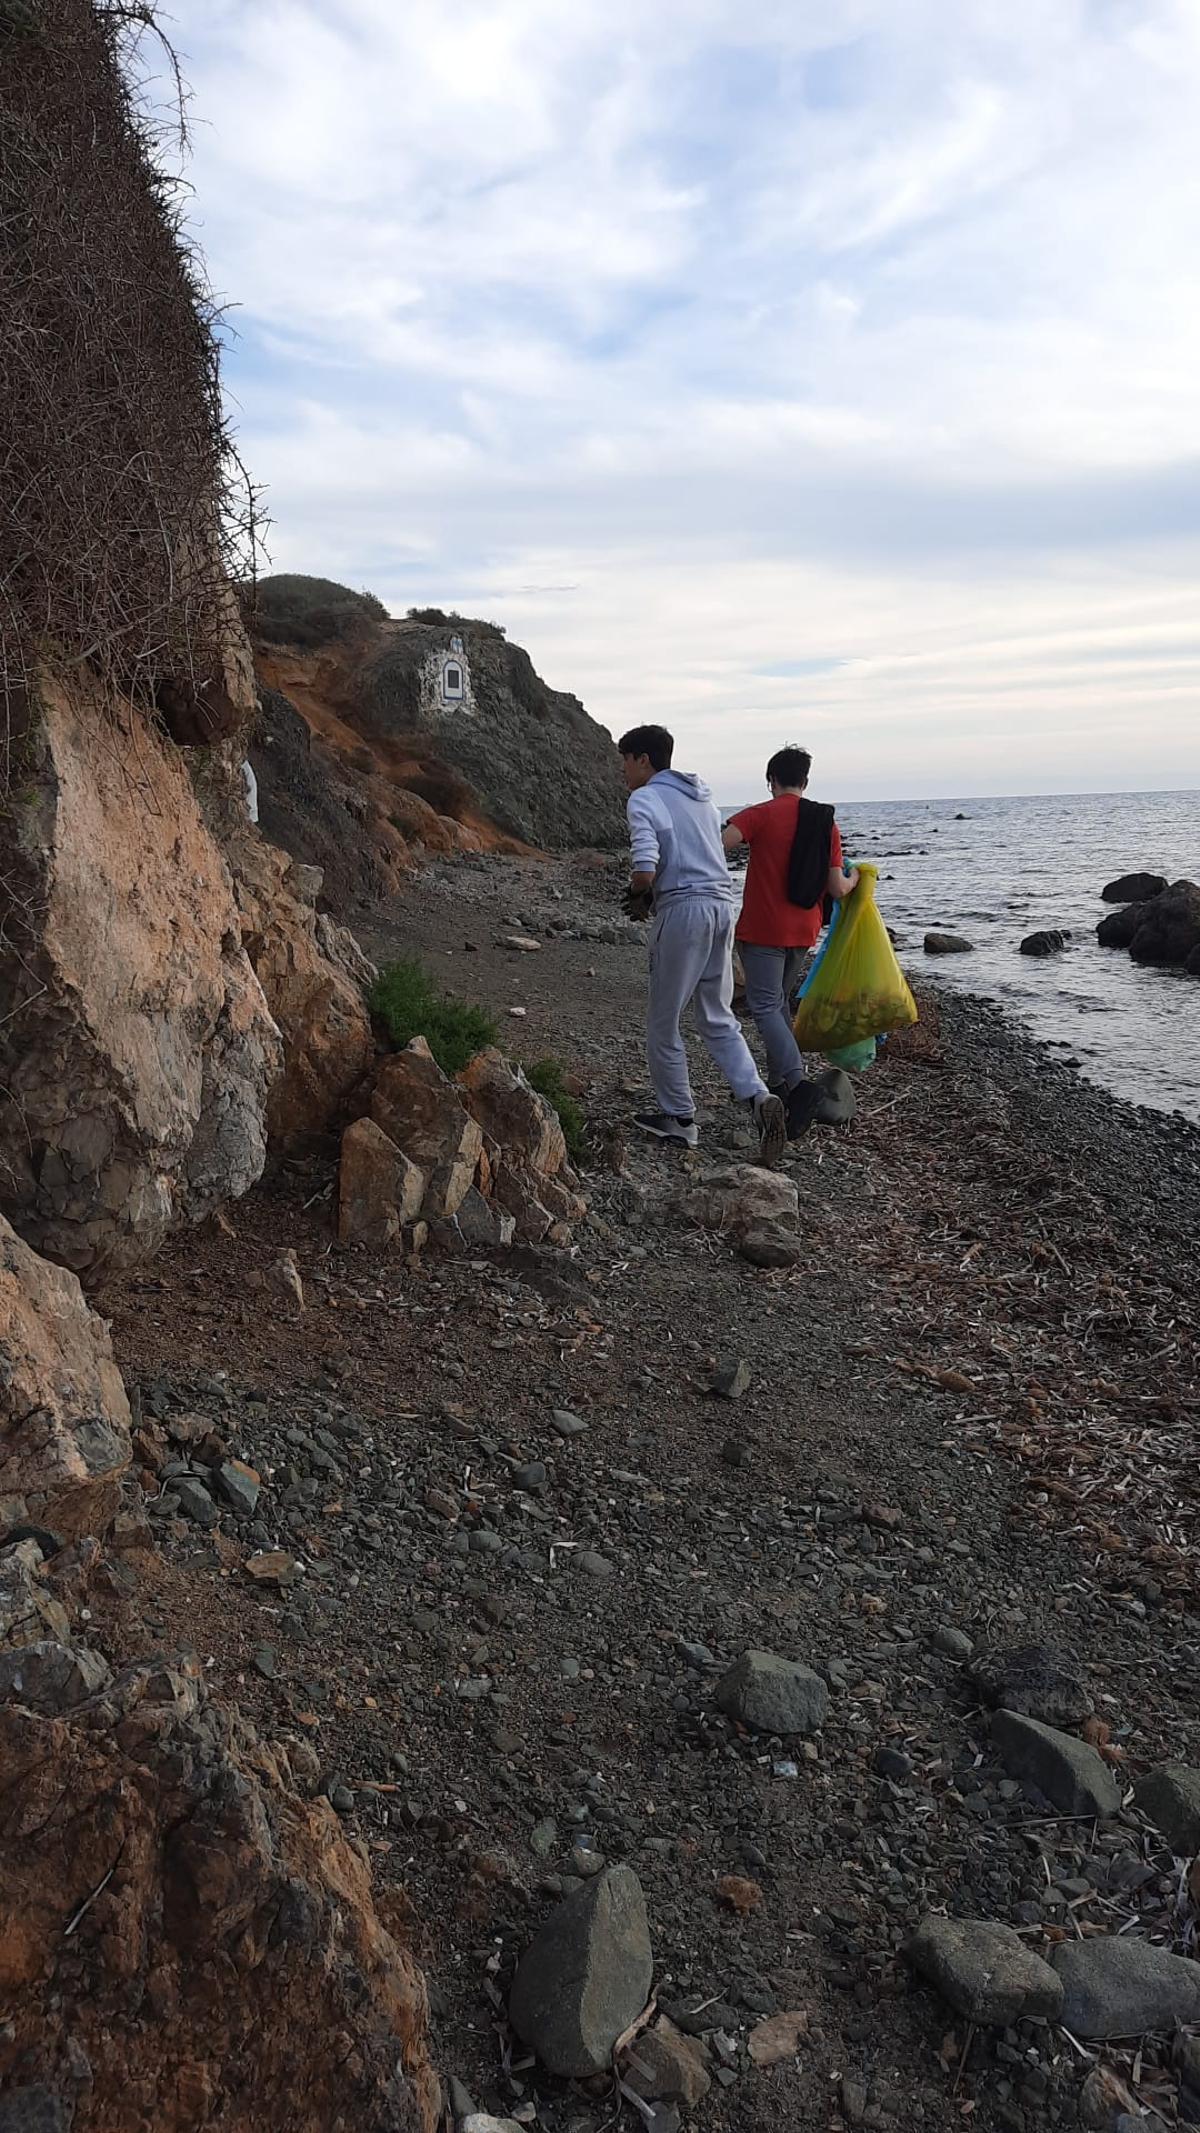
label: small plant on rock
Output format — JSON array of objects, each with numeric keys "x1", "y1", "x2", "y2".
[
  {"x1": 526, "y1": 1057, "x2": 587, "y2": 1165},
  {"x1": 369, "y1": 959, "x2": 497, "y2": 1076}
]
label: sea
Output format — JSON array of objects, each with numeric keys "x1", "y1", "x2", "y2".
[{"x1": 725, "y1": 790, "x2": 1199, "y2": 1125}]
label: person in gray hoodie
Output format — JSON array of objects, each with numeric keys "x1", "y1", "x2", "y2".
[{"x1": 618, "y1": 725, "x2": 787, "y2": 1165}]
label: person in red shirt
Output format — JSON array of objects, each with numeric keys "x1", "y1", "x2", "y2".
[{"x1": 722, "y1": 746, "x2": 859, "y2": 1138}]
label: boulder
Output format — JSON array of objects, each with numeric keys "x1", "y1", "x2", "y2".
[
  {"x1": 715, "y1": 1651, "x2": 828, "y2": 1737},
  {"x1": 813, "y1": 1067, "x2": 857, "y2": 1124},
  {"x1": 1127, "y1": 880, "x2": 1200, "y2": 967},
  {"x1": 1188, "y1": 942, "x2": 1200, "y2": 977},
  {"x1": 338, "y1": 1118, "x2": 426, "y2": 1247},
  {"x1": 1134, "y1": 1763, "x2": 1200, "y2": 1856},
  {"x1": 1102, "y1": 872, "x2": 1168, "y2": 904},
  {"x1": 0, "y1": 1215, "x2": 131, "y2": 1544},
  {"x1": 1020, "y1": 930, "x2": 1070, "y2": 957},
  {"x1": 457, "y1": 1051, "x2": 566, "y2": 1177},
  {"x1": 508, "y1": 1865, "x2": 653, "y2": 2078},
  {"x1": 370, "y1": 1039, "x2": 483, "y2": 1220},
  {"x1": 0, "y1": 1638, "x2": 110, "y2": 1714},
  {"x1": 0, "y1": 1647, "x2": 439, "y2": 2132},
  {"x1": 968, "y1": 1643, "x2": 1093, "y2": 1727},
  {"x1": 924, "y1": 932, "x2": 973, "y2": 954},
  {"x1": 0, "y1": 678, "x2": 281, "y2": 1278},
  {"x1": 738, "y1": 1225, "x2": 802, "y2": 1269},
  {"x1": 1054, "y1": 1937, "x2": 1200, "y2": 2038},
  {"x1": 992, "y1": 1708, "x2": 1121, "y2": 1817},
  {"x1": 903, "y1": 1915, "x2": 1063, "y2": 2026},
  {"x1": 670, "y1": 1166, "x2": 799, "y2": 1240}
]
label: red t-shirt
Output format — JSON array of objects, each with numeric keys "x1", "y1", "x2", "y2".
[{"x1": 729, "y1": 795, "x2": 843, "y2": 948}]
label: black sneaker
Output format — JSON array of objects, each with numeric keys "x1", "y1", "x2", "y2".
[
  {"x1": 784, "y1": 1079, "x2": 823, "y2": 1140},
  {"x1": 752, "y1": 1092, "x2": 787, "y2": 1168},
  {"x1": 632, "y1": 1110, "x2": 699, "y2": 1148}
]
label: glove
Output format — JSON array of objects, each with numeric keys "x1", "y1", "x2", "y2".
[{"x1": 622, "y1": 885, "x2": 655, "y2": 922}]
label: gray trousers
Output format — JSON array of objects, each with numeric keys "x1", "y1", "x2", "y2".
[
  {"x1": 739, "y1": 942, "x2": 808, "y2": 1093},
  {"x1": 647, "y1": 899, "x2": 767, "y2": 1118}
]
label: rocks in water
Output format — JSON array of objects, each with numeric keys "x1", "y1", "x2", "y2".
[
  {"x1": 1134, "y1": 1763, "x2": 1200, "y2": 1856},
  {"x1": 1102, "y1": 872, "x2": 1168, "y2": 904},
  {"x1": 370, "y1": 1037, "x2": 483, "y2": 1221},
  {"x1": 715, "y1": 1651, "x2": 829, "y2": 1737},
  {"x1": 968, "y1": 1642, "x2": 1092, "y2": 1726},
  {"x1": 1054, "y1": 1937, "x2": 1200, "y2": 2038},
  {"x1": 623, "y1": 2016, "x2": 711, "y2": 2107},
  {"x1": 903, "y1": 1915, "x2": 1064, "y2": 2026},
  {"x1": 0, "y1": 1215, "x2": 131, "y2": 1547},
  {"x1": 1127, "y1": 880, "x2": 1200, "y2": 967},
  {"x1": 508, "y1": 1864, "x2": 653, "y2": 2077},
  {"x1": 737, "y1": 1225, "x2": 801, "y2": 1269},
  {"x1": 924, "y1": 932, "x2": 974, "y2": 954},
  {"x1": 1097, "y1": 880, "x2": 1200, "y2": 968},
  {"x1": 1020, "y1": 929, "x2": 1070, "y2": 957},
  {"x1": 337, "y1": 1117, "x2": 426, "y2": 1247},
  {"x1": 992, "y1": 1709, "x2": 1121, "y2": 1817},
  {"x1": 710, "y1": 1356, "x2": 751, "y2": 1400},
  {"x1": 813, "y1": 1066, "x2": 856, "y2": 1124}
]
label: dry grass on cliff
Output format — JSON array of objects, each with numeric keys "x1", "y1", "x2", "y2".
[{"x1": 0, "y1": 0, "x2": 260, "y2": 784}]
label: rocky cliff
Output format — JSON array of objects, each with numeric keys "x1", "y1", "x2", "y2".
[{"x1": 246, "y1": 579, "x2": 626, "y2": 893}]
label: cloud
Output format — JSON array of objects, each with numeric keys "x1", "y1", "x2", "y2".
[{"x1": 141, "y1": 0, "x2": 1200, "y2": 796}]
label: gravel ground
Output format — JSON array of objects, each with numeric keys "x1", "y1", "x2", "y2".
[{"x1": 103, "y1": 853, "x2": 1200, "y2": 2133}]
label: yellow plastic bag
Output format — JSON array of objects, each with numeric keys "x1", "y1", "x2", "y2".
[{"x1": 792, "y1": 864, "x2": 917, "y2": 1054}]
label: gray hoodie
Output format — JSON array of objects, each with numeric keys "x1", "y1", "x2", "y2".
[{"x1": 627, "y1": 769, "x2": 734, "y2": 906}]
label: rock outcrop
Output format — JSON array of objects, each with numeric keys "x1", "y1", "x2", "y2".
[
  {"x1": 0, "y1": 677, "x2": 281, "y2": 1279},
  {"x1": 1101, "y1": 872, "x2": 1168, "y2": 904},
  {"x1": 0, "y1": 1641, "x2": 440, "y2": 2133},
  {"x1": 248, "y1": 582, "x2": 626, "y2": 868},
  {"x1": 0, "y1": 1214, "x2": 131, "y2": 1544}
]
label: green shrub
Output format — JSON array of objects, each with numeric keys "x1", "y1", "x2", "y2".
[
  {"x1": 250, "y1": 574, "x2": 388, "y2": 648},
  {"x1": 369, "y1": 959, "x2": 498, "y2": 1076},
  {"x1": 526, "y1": 1057, "x2": 587, "y2": 1165}
]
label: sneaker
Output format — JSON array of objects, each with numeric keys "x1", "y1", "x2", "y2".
[
  {"x1": 632, "y1": 1110, "x2": 699, "y2": 1148},
  {"x1": 752, "y1": 1092, "x2": 787, "y2": 1168},
  {"x1": 784, "y1": 1079, "x2": 823, "y2": 1140}
]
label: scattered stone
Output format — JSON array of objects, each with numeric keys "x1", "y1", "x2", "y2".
[
  {"x1": 924, "y1": 932, "x2": 974, "y2": 954},
  {"x1": 174, "y1": 1476, "x2": 217, "y2": 1528},
  {"x1": 1054, "y1": 1937, "x2": 1200, "y2": 2038},
  {"x1": 462, "y1": 2115, "x2": 524, "y2": 2133},
  {"x1": 813, "y1": 1066, "x2": 856, "y2": 1125},
  {"x1": 511, "y1": 1462, "x2": 547, "y2": 1492},
  {"x1": 574, "y1": 1550, "x2": 615, "y2": 1580},
  {"x1": 508, "y1": 1864, "x2": 653, "y2": 2077},
  {"x1": 747, "y1": 2009, "x2": 809, "y2": 2067},
  {"x1": 1020, "y1": 928, "x2": 1070, "y2": 956},
  {"x1": 992, "y1": 1708, "x2": 1121, "y2": 1817},
  {"x1": 931, "y1": 1626, "x2": 974, "y2": 1661},
  {"x1": 0, "y1": 1638, "x2": 110, "y2": 1715},
  {"x1": 1135, "y1": 1764, "x2": 1200, "y2": 1856},
  {"x1": 720, "y1": 1437, "x2": 748, "y2": 1468},
  {"x1": 715, "y1": 1651, "x2": 829, "y2": 1737},
  {"x1": 551, "y1": 1410, "x2": 589, "y2": 1438},
  {"x1": 716, "y1": 1873, "x2": 762, "y2": 1913},
  {"x1": 671, "y1": 1165, "x2": 799, "y2": 1240},
  {"x1": 710, "y1": 1356, "x2": 751, "y2": 1400},
  {"x1": 623, "y1": 2018, "x2": 711, "y2": 2108},
  {"x1": 903, "y1": 1915, "x2": 1064, "y2": 2026},
  {"x1": 245, "y1": 1550, "x2": 299, "y2": 1589},
  {"x1": 873, "y1": 1746, "x2": 913, "y2": 1781},
  {"x1": 497, "y1": 935, "x2": 542, "y2": 953},
  {"x1": 969, "y1": 1642, "x2": 1093, "y2": 1726},
  {"x1": 529, "y1": 1817, "x2": 558, "y2": 1858},
  {"x1": 213, "y1": 1459, "x2": 261, "y2": 1517},
  {"x1": 737, "y1": 1226, "x2": 801, "y2": 1269}
]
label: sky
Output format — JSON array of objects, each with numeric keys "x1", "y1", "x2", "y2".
[{"x1": 141, "y1": 0, "x2": 1200, "y2": 801}]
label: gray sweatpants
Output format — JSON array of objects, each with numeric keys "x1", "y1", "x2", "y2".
[
  {"x1": 647, "y1": 898, "x2": 768, "y2": 1118},
  {"x1": 739, "y1": 942, "x2": 808, "y2": 1093}
]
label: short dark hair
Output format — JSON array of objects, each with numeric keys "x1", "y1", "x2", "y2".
[
  {"x1": 618, "y1": 724, "x2": 674, "y2": 771},
  {"x1": 766, "y1": 745, "x2": 812, "y2": 788}
]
